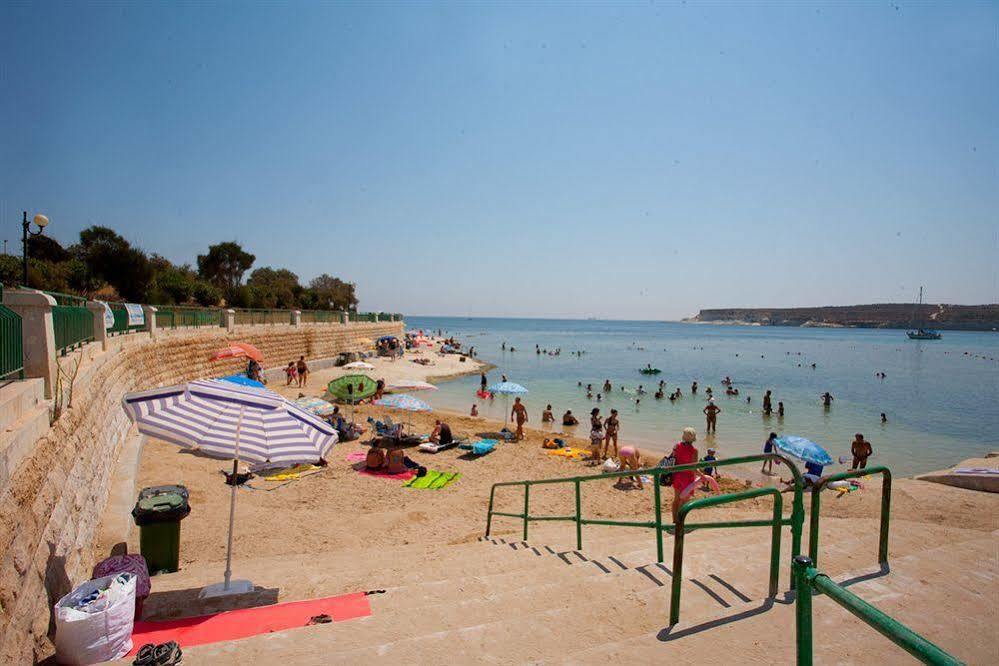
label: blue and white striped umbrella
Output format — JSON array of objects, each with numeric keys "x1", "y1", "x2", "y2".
[
  {"x1": 774, "y1": 435, "x2": 834, "y2": 466},
  {"x1": 122, "y1": 379, "x2": 339, "y2": 596},
  {"x1": 487, "y1": 381, "x2": 528, "y2": 395},
  {"x1": 374, "y1": 393, "x2": 432, "y2": 412},
  {"x1": 122, "y1": 379, "x2": 338, "y2": 467}
]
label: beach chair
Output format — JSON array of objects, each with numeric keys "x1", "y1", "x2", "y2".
[{"x1": 419, "y1": 437, "x2": 464, "y2": 454}]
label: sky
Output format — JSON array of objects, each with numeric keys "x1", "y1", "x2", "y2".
[{"x1": 1, "y1": 1, "x2": 997, "y2": 320}]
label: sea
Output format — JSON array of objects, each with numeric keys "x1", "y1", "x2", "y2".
[{"x1": 406, "y1": 317, "x2": 999, "y2": 477}]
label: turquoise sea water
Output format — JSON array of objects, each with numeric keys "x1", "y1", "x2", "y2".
[{"x1": 407, "y1": 317, "x2": 999, "y2": 476}]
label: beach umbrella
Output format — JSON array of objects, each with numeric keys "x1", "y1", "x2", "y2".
[
  {"x1": 374, "y1": 393, "x2": 432, "y2": 432},
  {"x1": 210, "y1": 342, "x2": 263, "y2": 363},
  {"x1": 487, "y1": 381, "x2": 529, "y2": 429},
  {"x1": 218, "y1": 374, "x2": 266, "y2": 389},
  {"x1": 343, "y1": 361, "x2": 375, "y2": 370},
  {"x1": 774, "y1": 436, "x2": 834, "y2": 467},
  {"x1": 327, "y1": 373, "x2": 377, "y2": 422},
  {"x1": 386, "y1": 379, "x2": 437, "y2": 392},
  {"x1": 294, "y1": 396, "x2": 338, "y2": 417},
  {"x1": 121, "y1": 379, "x2": 338, "y2": 598}
]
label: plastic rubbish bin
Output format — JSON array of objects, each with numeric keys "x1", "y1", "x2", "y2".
[{"x1": 132, "y1": 485, "x2": 190, "y2": 575}]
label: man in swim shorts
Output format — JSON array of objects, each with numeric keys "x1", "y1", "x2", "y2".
[
  {"x1": 671, "y1": 427, "x2": 700, "y2": 523},
  {"x1": 562, "y1": 410, "x2": 578, "y2": 426},
  {"x1": 511, "y1": 397, "x2": 528, "y2": 441},
  {"x1": 851, "y1": 433, "x2": 872, "y2": 470}
]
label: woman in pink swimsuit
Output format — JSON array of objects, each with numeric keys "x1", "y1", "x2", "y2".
[
  {"x1": 618, "y1": 445, "x2": 643, "y2": 489},
  {"x1": 671, "y1": 427, "x2": 700, "y2": 523}
]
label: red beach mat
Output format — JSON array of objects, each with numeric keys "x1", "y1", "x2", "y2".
[{"x1": 127, "y1": 591, "x2": 371, "y2": 653}]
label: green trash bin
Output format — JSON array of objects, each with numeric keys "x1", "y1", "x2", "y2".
[{"x1": 132, "y1": 485, "x2": 191, "y2": 575}]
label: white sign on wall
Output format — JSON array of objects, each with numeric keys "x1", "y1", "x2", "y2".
[{"x1": 124, "y1": 303, "x2": 145, "y2": 326}]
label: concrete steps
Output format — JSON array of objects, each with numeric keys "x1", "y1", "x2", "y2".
[{"x1": 0, "y1": 378, "x2": 44, "y2": 431}]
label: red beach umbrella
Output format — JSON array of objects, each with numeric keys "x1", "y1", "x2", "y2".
[{"x1": 210, "y1": 342, "x2": 264, "y2": 363}]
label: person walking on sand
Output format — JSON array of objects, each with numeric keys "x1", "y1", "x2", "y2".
[
  {"x1": 511, "y1": 397, "x2": 528, "y2": 441},
  {"x1": 285, "y1": 361, "x2": 297, "y2": 386},
  {"x1": 703, "y1": 398, "x2": 721, "y2": 433},
  {"x1": 296, "y1": 356, "x2": 309, "y2": 387},
  {"x1": 671, "y1": 428, "x2": 700, "y2": 523},
  {"x1": 589, "y1": 408, "x2": 604, "y2": 460},
  {"x1": 761, "y1": 432, "x2": 778, "y2": 474},
  {"x1": 851, "y1": 433, "x2": 873, "y2": 470},
  {"x1": 603, "y1": 409, "x2": 620, "y2": 459}
]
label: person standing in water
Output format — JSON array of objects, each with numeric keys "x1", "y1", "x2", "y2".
[
  {"x1": 703, "y1": 398, "x2": 721, "y2": 433},
  {"x1": 480, "y1": 373, "x2": 488, "y2": 391},
  {"x1": 821, "y1": 391, "x2": 834, "y2": 407},
  {"x1": 762, "y1": 390, "x2": 773, "y2": 415},
  {"x1": 691, "y1": 381, "x2": 698, "y2": 394},
  {"x1": 851, "y1": 433, "x2": 873, "y2": 470},
  {"x1": 603, "y1": 409, "x2": 620, "y2": 459},
  {"x1": 511, "y1": 397, "x2": 528, "y2": 441},
  {"x1": 542, "y1": 404, "x2": 554, "y2": 422}
]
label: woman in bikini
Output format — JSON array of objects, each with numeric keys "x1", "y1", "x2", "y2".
[
  {"x1": 603, "y1": 409, "x2": 620, "y2": 459},
  {"x1": 589, "y1": 408, "x2": 604, "y2": 461},
  {"x1": 618, "y1": 445, "x2": 643, "y2": 489}
]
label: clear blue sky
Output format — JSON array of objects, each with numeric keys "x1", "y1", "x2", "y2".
[{"x1": 2, "y1": 1, "x2": 996, "y2": 319}]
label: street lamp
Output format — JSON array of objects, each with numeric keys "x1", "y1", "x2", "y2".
[{"x1": 21, "y1": 211, "x2": 49, "y2": 287}]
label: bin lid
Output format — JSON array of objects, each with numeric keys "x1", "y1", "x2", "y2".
[
  {"x1": 138, "y1": 484, "x2": 189, "y2": 502},
  {"x1": 133, "y1": 490, "x2": 191, "y2": 525}
]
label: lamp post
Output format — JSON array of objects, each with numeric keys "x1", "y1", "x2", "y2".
[{"x1": 21, "y1": 211, "x2": 49, "y2": 287}]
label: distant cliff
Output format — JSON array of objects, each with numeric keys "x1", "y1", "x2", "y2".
[{"x1": 688, "y1": 304, "x2": 999, "y2": 331}]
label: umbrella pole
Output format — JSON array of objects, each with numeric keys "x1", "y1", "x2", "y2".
[{"x1": 223, "y1": 404, "x2": 244, "y2": 591}]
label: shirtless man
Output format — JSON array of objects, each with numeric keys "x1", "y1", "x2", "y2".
[
  {"x1": 821, "y1": 391, "x2": 834, "y2": 408},
  {"x1": 851, "y1": 433, "x2": 872, "y2": 469},
  {"x1": 762, "y1": 390, "x2": 773, "y2": 415},
  {"x1": 703, "y1": 398, "x2": 721, "y2": 433},
  {"x1": 541, "y1": 404, "x2": 554, "y2": 422},
  {"x1": 511, "y1": 397, "x2": 528, "y2": 441}
]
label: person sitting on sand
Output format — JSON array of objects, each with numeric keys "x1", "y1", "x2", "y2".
[
  {"x1": 562, "y1": 410, "x2": 579, "y2": 426},
  {"x1": 671, "y1": 428, "x2": 700, "y2": 523},
  {"x1": 618, "y1": 445, "x2": 644, "y2": 489},
  {"x1": 511, "y1": 397, "x2": 528, "y2": 441},
  {"x1": 851, "y1": 433, "x2": 872, "y2": 470},
  {"x1": 542, "y1": 404, "x2": 554, "y2": 422},
  {"x1": 470, "y1": 404, "x2": 479, "y2": 417}
]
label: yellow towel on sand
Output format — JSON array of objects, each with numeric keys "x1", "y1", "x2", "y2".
[
  {"x1": 545, "y1": 447, "x2": 592, "y2": 460},
  {"x1": 262, "y1": 464, "x2": 322, "y2": 481}
]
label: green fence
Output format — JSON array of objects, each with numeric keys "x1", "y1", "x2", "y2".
[
  {"x1": 809, "y1": 466, "x2": 892, "y2": 569},
  {"x1": 40, "y1": 290, "x2": 93, "y2": 355},
  {"x1": 485, "y1": 453, "x2": 806, "y2": 625},
  {"x1": 107, "y1": 303, "x2": 146, "y2": 337},
  {"x1": 233, "y1": 308, "x2": 293, "y2": 326},
  {"x1": 154, "y1": 306, "x2": 223, "y2": 329},
  {"x1": 792, "y1": 556, "x2": 960, "y2": 665},
  {"x1": 0, "y1": 286, "x2": 24, "y2": 380},
  {"x1": 300, "y1": 310, "x2": 344, "y2": 324}
]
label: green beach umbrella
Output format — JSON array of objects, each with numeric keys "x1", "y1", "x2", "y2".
[{"x1": 327, "y1": 373, "x2": 377, "y2": 422}]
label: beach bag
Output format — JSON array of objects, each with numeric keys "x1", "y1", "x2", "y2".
[
  {"x1": 55, "y1": 573, "x2": 136, "y2": 665},
  {"x1": 657, "y1": 454, "x2": 675, "y2": 486},
  {"x1": 602, "y1": 458, "x2": 621, "y2": 473}
]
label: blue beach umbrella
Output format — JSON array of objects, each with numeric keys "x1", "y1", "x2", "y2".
[
  {"x1": 774, "y1": 436, "x2": 834, "y2": 467},
  {"x1": 219, "y1": 374, "x2": 266, "y2": 389},
  {"x1": 374, "y1": 393, "x2": 432, "y2": 432},
  {"x1": 487, "y1": 382, "x2": 528, "y2": 429}
]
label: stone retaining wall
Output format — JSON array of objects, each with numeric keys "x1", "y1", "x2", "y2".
[{"x1": 0, "y1": 321, "x2": 402, "y2": 663}]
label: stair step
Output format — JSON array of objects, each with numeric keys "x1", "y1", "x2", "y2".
[
  {"x1": 0, "y1": 402, "x2": 51, "y2": 494},
  {"x1": 0, "y1": 378, "x2": 44, "y2": 432}
]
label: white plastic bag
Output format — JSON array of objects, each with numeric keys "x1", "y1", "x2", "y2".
[{"x1": 54, "y1": 572, "x2": 136, "y2": 665}]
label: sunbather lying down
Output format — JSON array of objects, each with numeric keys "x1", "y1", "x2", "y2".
[{"x1": 366, "y1": 446, "x2": 426, "y2": 474}]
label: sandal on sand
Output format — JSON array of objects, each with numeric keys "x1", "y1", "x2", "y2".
[
  {"x1": 133, "y1": 643, "x2": 156, "y2": 666},
  {"x1": 307, "y1": 613, "x2": 332, "y2": 625},
  {"x1": 153, "y1": 641, "x2": 182, "y2": 665}
]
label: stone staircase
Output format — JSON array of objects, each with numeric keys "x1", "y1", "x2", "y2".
[
  {"x1": 129, "y1": 516, "x2": 993, "y2": 664},
  {"x1": 0, "y1": 378, "x2": 49, "y2": 492}
]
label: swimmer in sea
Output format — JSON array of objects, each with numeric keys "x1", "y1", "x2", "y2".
[
  {"x1": 542, "y1": 404, "x2": 554, "y2": 422},
  {"x1": 881, "y1": 413, "x2": 888, "y2": 423},
  {"x1": 691, "y1": 381, "x2": 698, "y2": 394},
  {"x1": 603, "y1": 380, "x2": 612, "y2": 392},
  {"x1": 777, "y1": 401, "x2": 784, "y2": 417},
  {"x1": 655, "y1": 388, "x2": 664, "y2": 399},
  {"x1": 821, "y1": 391, "x2": 834, "y2": 407}
]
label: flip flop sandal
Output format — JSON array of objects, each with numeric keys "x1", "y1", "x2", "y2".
[
  {"x1": 307, "y1": 614, "x2": 332, "y2": 625},
  {"x1": 153, "y1": 641, "x2": 182, "y2": 665},
  {"x1": 133, "y1": 644, "x2": 156, "y2": 666}
]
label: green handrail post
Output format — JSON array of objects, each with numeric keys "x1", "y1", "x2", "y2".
[
  {"x1": 485, "y1": 484, "x2": 497, "y2": 537},
  {"x1": 670, "y1": 486, "x2": 783, "y2": 625},
  {"x1": 653, "y1": 480, "x2": 664, "y2": 563},
  {"x1": 793, "y1": 556, "x2": 814, "y2": 666},
  {"x1": 574, "y1": 480, "x2": 582, "y2": 550},
  {"x1": 523, "y1": 483, "x2": 530, "y2": 541},
  {"x1": 808, "y1": 466, "x2": 892, "y2": 568}
]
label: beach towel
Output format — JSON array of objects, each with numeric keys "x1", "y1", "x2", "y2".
[
  {"x1": 262, "y1": 464, "x2": 322, "y2": 481},
  {"x1": 546, "y1": 447, "x2": 591, "y2": 461},
  {"x1": 127, "y1": 592, "x2": 370, "y2": 653},
  {"x1": 345, "y1": 451, "x2": 367, "y2": 463},
  {"x1": 403, "y1": 471, "x2": 460, "y2": 489},
  {"x1": 358, "y1": 468, "x2": 416, "y2": 481},
  {"x1": 418, "y1": 440, "x2": 460, "y2": 454}
]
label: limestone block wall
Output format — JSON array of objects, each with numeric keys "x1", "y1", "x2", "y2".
[{"x1": 0, "y1": 321, "x2": 402, "y2": 663}]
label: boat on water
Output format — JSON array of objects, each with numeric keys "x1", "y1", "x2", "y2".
[{"x1": 906, "y1": 287, "x2": 942, "y2": 340}]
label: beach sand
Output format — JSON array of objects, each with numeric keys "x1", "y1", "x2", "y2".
[{"x1": 128, "y1": 347, "x2": 998, "y2": 579}]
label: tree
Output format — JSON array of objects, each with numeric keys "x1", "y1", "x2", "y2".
[
  {"x1": 27, "y1": 235, "x2": 71, "y2": 264},
  {"x1": 76, "y1": 226, "x2": 153, "y2": 301},
  {"x1": 308, "y1": 274, "x2": 358, "y2": 311},
  {"x1": 197, "y1": 242, "x2": 255, "y2": 294},
  {"x1": 247, "y1": 267, "x2": 301, "y2": 309}
]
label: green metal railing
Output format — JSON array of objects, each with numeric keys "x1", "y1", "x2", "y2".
[
  {"x1": 0, "y1": 286, "x2": 25, "y2": 380},
  {"x1": 39, "y1": 291, "x2": 93, "y2": 355},
  {"x1": 107, "y1": 303, "x2": 145, "y2": 336},
  {"x1": 808, "y1": 466, "x2": 892, "y2": 569},
  {"x1": 793, "y1": 556, "x2": 960, "y2": 665},
  {"x1": 233, "y1": 308, "x2": 294, "y2": 326},
  {"x1": 485, "y1": 454, "x2": 805, "y2": 624},
  {"x1": 154, "y1": 306, "x2": 223, "y2": 329},
  {"x1": 671, "y1": 486, "x2": 783, "y2": 625},
  {"x1": 300, "y1": 310, "x2": 344, "y2": 324}
]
